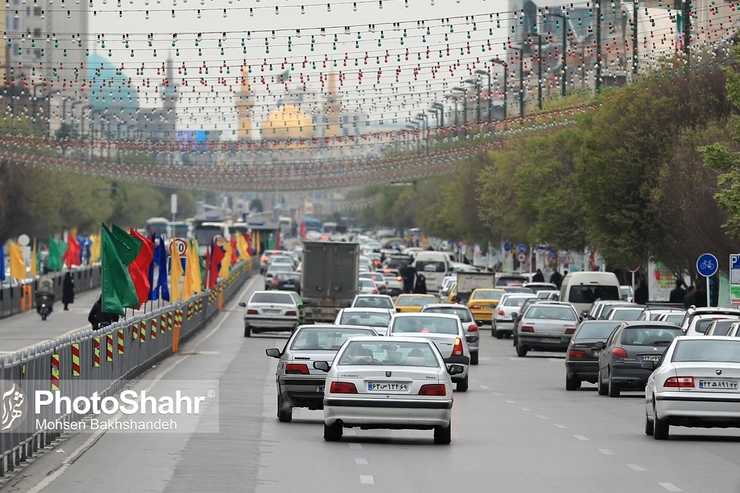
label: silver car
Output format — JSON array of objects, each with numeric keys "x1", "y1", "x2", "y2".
[
  {"x1": 380, "y1": 269, "x2": 405, "y2": 297},
  {"x1": 240, "y1": 290, "x2": 302, "y2": 337},
  {"x1": 420, "y1": 303, "x2": 480, "y2": 365},
  {"x1": 351, "y1": 294, "x2": 395, "y2": 309},
  {"x1": 265, "y1": 324, "x2": 378, "y2": 422},
  {"x1": 388, "y1": 312, "x2": 471, "y2": 391},
  {"x1": 492, "y1": 293, "x2": 537, "y2": 339},
  {"x1": 515, "y1": 301, "x2": 581, "y2": 357},
  {"x1": 334, "y1": 307, "x2": 394, "y2": 335},
  {"x1": 358, "y1": 278, "x2": 379, "y2": 295}
]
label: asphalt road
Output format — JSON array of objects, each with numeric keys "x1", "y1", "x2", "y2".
[{"x1": 3, "y1": 277, "x2": 740, "y2": 493}]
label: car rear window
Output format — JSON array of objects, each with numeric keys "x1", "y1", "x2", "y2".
[
  {"x1": 620, "y1": 327, "x2": 682, "y2": 346},
  {"x1": 290, "y1": 328, "x2": 376, "y2": 351},
  {"x1": 695, "y1": 318, "x2": 724, "y2": 334},
  {"x1": 663, "y1": 314, "x2": 685, "y2": 324},
  {"x1": 396, "y1": 296, "x2": 436, "y2": 306},
  {"x1": 525, "y1": 306, "x2": 576, "y2": 321},
  {"x1": 504, "y1": 297, "x2": 531, "y2": 307},
  {"x1": 392, "y1": 316, "x2": 458, "y2": 334},
  {"x1": 672, "y1": 339, "x2": 740, "y2": 363},
  {"x1": 609, "y1": 308, "x2": 644, "y2": 321},
  {"x1": 354, "y1": 297, "x2": 394, "y2": 309},
  {"x1": 573, "y1": 322, "x2": 620, "y2": 340},
  {"x1": 472, "y1": 291, "x2": 504, "y2": 301},
  {"x1": 416, "y1": 261, "x2": 446, "y2": 273},
  {"x1": 422, "y1": 307, "x2": 472, "y2": 323},
  {"x1": 338, "y1": 341, "x2": 440, "y2": 367},
  {"x1": 339, "y1": 311, "x2": 392, "y2": 327},
  {"x1": 708, "y1": 320, "x2": 736, "y2": 335},
  {"x1": 569, "y1": 285, "x2": 620, "y2": 304},
  {"x1": 250, "y1": 292, "x2": 294, "y2": 304},
  {"x1": 276, "y1": 273, "x2": 300, "y2": 281},
  {"x1": 496, "y1": 276, "x2": 527, "y2": 286}
]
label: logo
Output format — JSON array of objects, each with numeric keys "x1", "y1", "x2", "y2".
[
  {"x1": 716, "y1": 369, "x2": 723, "y2": 375},
  {"x1": 385, "y1": 371, "x2": 392, "y2": 378},
  {"x1": 653, "y1": 347, "x2": 658, "y2": 351},
  {"x1": 0, "y1": 381, "x2": 26, "y2": 432}
]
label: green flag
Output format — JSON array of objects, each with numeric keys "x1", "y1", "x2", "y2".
[
  {"x1": 101, "y1": 224, "x2": 139, "y2": 315},
  {"x1": 199, "y1": 253, "x2": 207, "y2": 290},
  {"x1": 110, "y1": 224, "x2": 142, "y2": 264},
  {"x1": 47, "y1": 237, "x2": 65, "y2": 272}
]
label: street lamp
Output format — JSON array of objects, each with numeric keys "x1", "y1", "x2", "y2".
[
  {"x1": 417, "y1": 112, "x2": 429, "y2": 153},
  {"x1": 453, "y1": 86, "x2": 468, "y2": 128},
  {"x1": 525, "y1": 33, "x2": 549, "y2": 110},
  {"x1": 431, "y1": 102, "x2": 445, "y2": 128},
  {"x1": 465, "y1": 78, "x2": 481, "y2": 124},
  {"x1": 545, "y1": 11, "x2": 568, "y2": 98},
  {"x1": 474, "y1": 69, "x2": 492, "y2": 124},
  {"x1": 491, "y1": 58, "x2": 509, "y2": 119},
  {"x1": 494, "y1": 46, "x2": 526, "y2": 120},
  {"x1": 407, "y1": 121, "x2": 420, "y2": 153}
]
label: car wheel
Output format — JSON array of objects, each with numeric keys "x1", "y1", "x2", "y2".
[
  {"x1": 644, "y1": 412, "x2": 654, "y2": 436},
  {"x1": 607, "y1": 371, "x2": 621, "y2": 398},
  {"x1": 597, "y1": 370, "x2": 608, "y2": 395},
  {"x1": 516, "y1": 341, "x2": 528, "y2": 357},
  {"x1": 495, "y1": 328, "x2": 503, "y2": 339},
  {"x1": 277, "y1": 395, "x2": 292, "y2": 423},
  {"x1": 491, "y1": 325, "x2": 497, "y2": 337},
  {"x1": 653, "y1": 404, "x2": 669, "y2": 440},
  {"x1": 470, "y1": 352, "x2": 479, "y2": 365},
  {"x1": 244, "y1": 324, "x2": 251, "y2": 337},
  {"x1": 456, "y1": 374, "x2": 469, "y2": 392},
  {"x1": 323, "y1": 421, "x2": 343, "y2": 441},
  {"x1": 565, "y1": 374, "x2": 580, "y2": 391},
  {"x1": 433, "y1": 422, "x2": 452, "y2": 445}
]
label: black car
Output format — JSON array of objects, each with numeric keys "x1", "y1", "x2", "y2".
[
  {"x1": 270, "y1": 272, "x2": 302, "y2": 295},
  {"x1": 597, "y1": 321, "x2": 683, "y2": 397},
  {"x1": 565, "y1": 321, "x2": 620, "y2": 390}
]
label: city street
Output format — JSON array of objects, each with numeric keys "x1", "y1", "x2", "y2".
[{"x1": 3, "y1": 278, "x2": 740, "y2": 493}]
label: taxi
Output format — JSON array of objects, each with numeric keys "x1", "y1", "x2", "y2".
[
  {"x1": 394, "y1": 294, "x2": 439, "y2": 313},
  {"x1": 467, "y1": 288, "x2": 506, "y2": 325}
]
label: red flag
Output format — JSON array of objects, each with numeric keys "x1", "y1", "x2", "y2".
[
  {"x1": 208, "y1": 241, "x2": 226, "y2": 290},
  {"x1": 129, "y1": 229, "x2": 155, "y2": 308},
  {"x1": 230, "y1": 236, "x2": 238, "y2": 265},
  {"x1": 63, "y1": 235, "x2": 81, "y2": 268},
  {"x1": 300, "y1": 221, "x2": 307, "y2": 239}
]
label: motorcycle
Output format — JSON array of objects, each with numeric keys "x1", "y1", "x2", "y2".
[{"x1": 36, "y1": 293, "x2": 54, "y2": 321}]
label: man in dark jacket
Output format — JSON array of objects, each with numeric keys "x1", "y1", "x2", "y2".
[
  {"x1": 532, "y1": 269, "x2": 545, "y2": 283},
  {"x1": 634, "y1": 279, "x2": 649, "y2": 305},
  {"x1": 694, "y1": 284, "x2": 708, "y2": 308},
  {"x1": 62, "y1": 272, "x2": 75, "y2": 310},
  {"x1": 549, "y1": 270, "x2": 563, "y2": 289},
  {"x1": 683, "y1": 286, "x2": 696, "y2": 309},
  {"x1": 88, "y1": 296, "x2": 120, "y2": 330},
  {"x1": 401, "y1": 263, "x2": 417, "y2": 294},
  {"x1": 669, "y1": 279, "x2": 687, "y2": 304}
]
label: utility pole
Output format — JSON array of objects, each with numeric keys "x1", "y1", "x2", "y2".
[
  {"x1": 475, "y1": 69, "x2": 492, "y2": 124},
  {"x1": 633, "y1": 0, "x2": 638, "y2": 74},
  {"x1": 596, "y1": 1, "x2": 602, "y2": 92},
  {"x1": 491, "y1": 59, "x2": 509, "y2": 119},
  {"x1": 682, "y1": 0, "x2": 691, "y2": 63},
  {"x1": 519, "y1": 50, "x2": 524, "y2": 119},
  {"x1": 537, "y1": 34, "x2": 543, "y2": 110}
]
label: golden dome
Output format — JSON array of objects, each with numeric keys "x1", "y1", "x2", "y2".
[{"x1": 260, "y1": 104, "x2": 314, "y2": 139}]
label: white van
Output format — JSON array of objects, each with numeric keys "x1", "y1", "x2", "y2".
[
  {"x1": 559, "y1": 271, "x2": 622, "y2": 316},
  {"x1": 412, "y1": 251, "x2": 451, "y2": 292}
]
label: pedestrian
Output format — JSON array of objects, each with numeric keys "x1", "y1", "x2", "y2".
[
  {"x1": 683, "y1": 286, "x2": 696, "y2": 309},
  {"x1": 550, "y1": 270, "x2": 563, "y2": 289},
  {"x1": 401, "y1": 262, "x2": 416, "y2": 294},
  {"x1": 694, "y1": 283, "x2": 707, "y2": 308},
  {"x1": 669, "y1": 279, "x2": 687, "y2": 304},
  {"x1": 532, "y1": 268, "x2": 545, "y2": 283},
  {"x1": 88, "y1": 295, "x2": 120, "y2": 331},
  {"x1": 413, "y1": 274, "x2": 428, "y2": 294},
  {"x1": 634, "y1": 278, "x2": 649, "y2": 305},
  {"x1": 62, "y1": 271, "x2": 75, "y2": 310}
]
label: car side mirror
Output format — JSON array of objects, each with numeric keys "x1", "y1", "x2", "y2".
[
  {"x1": 447, "y1": 364, "x2": 465, "y2": 375},
  {"x1": 396, "y1": 307, "x2": 402, "y2": 313},
  {"x1": 579, "y1": 316, "x2": 584, "y2": 323},
  {"x1": 313, "y1": 361, "x2": 331, "y2": 372},
  {"x1": 511, "y1": 312, "x2": 518, "y2": 319},
  {"x1": 265, "y1": 348, "x2": 281, "y2": 358},
  {"x1": 594, "y1": 341, "x2": 606, "y2": 350},
  {"x1": 640, "y1": 360, "x2": 656, "y2": 371},
  {"x1": 238, "y1": 302, "x2": 247, "y2": 308}
]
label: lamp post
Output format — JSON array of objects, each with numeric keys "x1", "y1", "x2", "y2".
[
  {"x1": 417, "y1": 112, "x2": 429, "y2": 153},
  {"x1": 596, "y1": 1, "x2": 602, "y2": 92},
  {"x1": 465, "y1": 78, "x2": 482, "y2": 124},
  {"x1": 31, "y1": 83, "x2": 46, "y2": 133},
  {"x1": 431, "y1": 102, "x2": 444, "y2": 128},
  {"x1": 449, "y1": 89, "x2": 464, "y2": 137},
  {"x1": 474, "y1": 69, "x2": 492, "y2": 124},
  {"x1": 407, "y1": 120, "x2": 420, "y2": 153},
  {"x1": 453, "y1": 86, "x2": 468, "y2": 136},
  {"x1": 546, "y1": 11, "x2": 568, "y2": 98},
  {"x1": 491, "y1": 58, "x2": 509, "y2": 119}
]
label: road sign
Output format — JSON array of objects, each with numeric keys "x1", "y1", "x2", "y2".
[
  {"x1": 212, "y1": 233, "x2": 225, "y2": 245},
  {"x1": 170, "y1": 238, "x2": 188, "y2": 256},
  {"x1": 627, "y1": 264, "x2": 640, "y2": 273},
  {"x1": 730, "y1": 255, "x2": 740, "y2": 306},
  {"x1": 503, "y1": 242, "x2": 511, "y2": 252},
  {"x1": 696, "y1": 253, "x2": 718, "y2": 277},
  {"x1": 17, "y1": 234, "x2": 29, "y2": 247},
  {"x1": 517, "y1": 253, "x2": 527, "y2": 262},
  {"x1": 517, "y1": 244, "x2": 527, "y2": 254}
]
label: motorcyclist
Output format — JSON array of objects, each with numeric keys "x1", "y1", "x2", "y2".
[{"x1": 36, "y1": 276, "x2": 55, "y2": 315}]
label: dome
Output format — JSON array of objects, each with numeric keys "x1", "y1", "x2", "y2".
[
  {"x1": 260, "y1": 104, "x2": 314, "y2": 139},
  {"x1": 87, "y1": 53, "x2": 139, "y2": 115}
]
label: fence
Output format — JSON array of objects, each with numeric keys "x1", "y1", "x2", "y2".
[
  {"x1": 0, "y1": 266, "x2": 103, "y2": 319},
  {"x1": 0, "y1": 259, "x2": 256, "y2": 476}
]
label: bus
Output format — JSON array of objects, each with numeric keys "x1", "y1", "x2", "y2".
[
  {"x1": 192, "y1": 221, "x2": 229, "y2": 257},
  {"x1": 303, "y1": 217, "x2": 322, "y2": 233},
  {"x1": 145, "y1": 217, "x2": 169, "y2": 237},
  {"x1": 167, "y1": 221, "x2": 192, "y2": 239},
  {"x1": 322, "y1": 222, "x2": 338, "y2": 234},
  {"x1": 279, "y1": 216, "x2": 294, "y2": 237}
]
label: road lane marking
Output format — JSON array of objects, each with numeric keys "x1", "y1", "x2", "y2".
[
  {"x1": 520, "y1": 408, "x2": 531, "y2": 411},
  {"x1": 574, "y1": 435, "x2": 589, "y2": 441},
  {"x1": 627, "y1": 464, "x2": 646, "y2": 471},
  {"x1": 355, "y1": 458, "x2": 368, "y2": 465},
  {"x1": 554, "y1": 424, "x2": 568, "y2": 429},
  {"x1": 548, "y1": 358, "x2": 563, "y2": 362},
  {"x1": 349, "y1": 443, "x2": 362, "y2": 449},
  {"x1": 598, "y1": 449, "x2": 615, "y2": 455},
  {"x1": 491, "y1": 392, "x2": 502, "y2": 396},
  {"x1": 479, "y1": 356, "x2": 492, "y2": 361},
  {"x1": 360, "y1": 475, "x2": 374, "y2": 485},
  {"x1": 536, "y1": 415, "x2": 549, "y2": 420},
  {"x1": 479, "y1": 385, "x2": 490, "y2": 389},
  {"x1": 505, "y1": 400, "x2": 516, "y2": 404},
  {"x1": 659, "y1": 483, "x2": 682, "y2": 492}
]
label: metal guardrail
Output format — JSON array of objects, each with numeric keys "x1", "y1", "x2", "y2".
[{"x1": 0, "y1": 260, "x2": 256, "y2": 476}]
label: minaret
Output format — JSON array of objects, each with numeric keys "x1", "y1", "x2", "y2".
[
  {"x1": 161, "y1": 57, "x2": 179, "y2": 137},
  {"x1": 235, "y1": 76, "x2": 254, "y2": 140},
  {"x1": 325, "y1": 71, "x2": 341, "y2": 138}
]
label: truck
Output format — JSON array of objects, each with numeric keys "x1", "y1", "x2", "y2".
[
  {"x1": 301, "y1": 241, "x2": 360, "y2": 322},
  {"x1": 456, "y1": 271, "x2": 496, "y2": 304}
]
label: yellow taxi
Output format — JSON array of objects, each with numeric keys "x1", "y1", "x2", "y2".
[
  {"x1": 467, "y1": 288, "x2": 506, "y2": 325},
  {"x1": 446, "y1": 282, "x2": 458, "y2": 303},
  {"x1": 394, "y1": 294, "x2": 439, "y2": 313}
]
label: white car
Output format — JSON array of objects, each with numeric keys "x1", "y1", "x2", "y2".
[
  {"x1": 380, "y1": 269, "x2": 404, "y2": 297},
  {"x1": 388, "y1": 312, "x2": 470, "y2": 391},
  {"x1": 645, "y1": 336, "x2": 740, "y2": 439},
  {"x1": 680, "y1": 307, "x2": 740, "y2": 335},
  {"x1": 315, "y1": 336, "x2": 461, "y2": 444},
  {"x1": 239, "y1": 291, "x2": 302, "y2": 337},
  {"x1": 684, "y1": 313, "x2": 740, "y2": 336},
  {"x1": 358, "y1": 278, "x2": 379, "y2": 295},
  {"x1": 492, "y1": 293, "x2": 537, "y2": 339},
  {"x1": 421, "y1": 303, "x2": 480, "y2": 365},
  {"x1": 334, "y1": 307, "x2": 394, "y2": 335},
  {"x1": 350, "y1": 294, "x2": 395, "y2": 310}
]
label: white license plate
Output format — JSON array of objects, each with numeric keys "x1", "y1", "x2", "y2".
[
  {"x1": 538, "y1": 338, "x2": 561, "y2": 344},
  {"x1": 592, "y1": 349, "x2": 601, "y2": 356},
  {"x1": 317, "y1": 385, "x2": 325, "y2": 392},
  {"x1": 698, "y1": 379, "x2": 739, "y2": 390},
  {"x1": 367, "y1": 382, "x2": 409, "y2": 391},
  {"x1": 641, "y1": 355, "x2": 661, "y2": 362},
  {"x1": 284, "y1": 284, "x2": 296, "y2": 288},
  {"x1": 263, "y1": 309, "x2": 281, "y2": 314}
]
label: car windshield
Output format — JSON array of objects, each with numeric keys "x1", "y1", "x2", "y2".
[
  {"x1": 422, "y1": 307, "x2": 472, "y2": 322},
  {"x1": 504, "y1": 297, "x2": 532, "y2": 307},
  {"x1": 472, "y1": 291, "x2": 504, "y2": 301},
  {"x1": 569, "y1": 285, "x2": 621, "y2": 304},
  {"x1": 392, "y1": 316, "x2": 458, "y2": 334},
  {"x1": 708, "y1": 320, "x2": 736, "y2": 335},
  {"x1": 339, "y1": 311, "x2": 392, "y2": 327},
  {"x1": 597, "y1": 303, "x2": 624, "y2": 319},
  {"x1": 504, "y1": 287, "x2": 535, "y2": 294},
  {"x1": 524, "y1": 306, "x2": 576, "y2": 321},
  {"x1": 290, "y1": 328, "x2": 376, "y2": 351},
  {"x1": 337, "y1": 341, "x2": 440, "y2": 367},
  {"x1": 276, "y1": 273, "x2": 300, "y2": 281},
  {"x1": 267, "y1": 265, "x2": 293, "y2": 273},
  {"x1": 574, "y1": 322, "x2": 620, "y2": 340},
  {"x1": 396, "y1": 296, "x2": 436, "y2": 306},
  {"x1": 250, "y1": 292, "x2": 294, "y2": 304},
  {"x1": 271, "y1": 256, "x2": 292, "y2": 263},
  {"x1": 672, "y1": 339, "x2": 740, "y2": 363},
  {"x1": 354, "y1": 297, "x2": 394, "y2": 309},
  {"x1": 497, "y1": 277, "x2": 527, "y2": 286},
  {"x1": 620, "y1": 327, "x2": 682, "y2": 346},
  {"x1": 664, "y1": 314, "x2": 685, "y2": 324},
  {"x1": 609, "y1": 308, "x2": 643, "y2": 321},
  {"x1": 360, "y1": 279, "x2": 376, "y2": 288},
  {"x1": 416, "y1": 261, "x2": 446, "y2": 273}
]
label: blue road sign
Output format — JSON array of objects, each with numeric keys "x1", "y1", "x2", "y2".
[
  {"x1": 503, "y1": 242, "x2": 511, "y2": 252},
  {"x1": 696, "y1": 253, "x2": 719, "y2": 277},
  {"x1": 517, "y1": 244, "x2": 527, "y2": 254}
]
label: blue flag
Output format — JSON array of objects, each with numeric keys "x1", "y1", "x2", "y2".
[
  {"x1": 0, "y1": 242, "x2": 5, "y2": 282},
  {"x1": 148, "y1": 234, "x2": 170, "y2": 302}
]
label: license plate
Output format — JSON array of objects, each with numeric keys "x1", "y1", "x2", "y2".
[
  {"x1": 698, "y1": 379, "x2": 739, "y2": 390},
  {"x1": 263, "y1": 309, "x2": 281, "y2": 314},
  {"x1": 284, "y1": 284, "x2": 296, "y2": 288},
  {"x1": 317, "y1": 385, "x2": 325, "y2": 393},
  {"x1": 641, "y1": 355, "x2": 661, "y2": 362},
  {"x1": 592, "y1": 349, "x2": 601, "y2": 356},
  {"x1": 367, "y1": 382, "x2": 409, "y2": 391},
  {"x1": 538, "y1": 338, "x2": 561, "y2": 344}
]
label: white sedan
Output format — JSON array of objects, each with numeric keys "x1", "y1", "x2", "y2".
[
  {"x1": 314, "y1": 336, "x2": 462, "y2": 444},
  {"x1": 645, "y1": 336, "x2": 740, "y2": 439}
]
